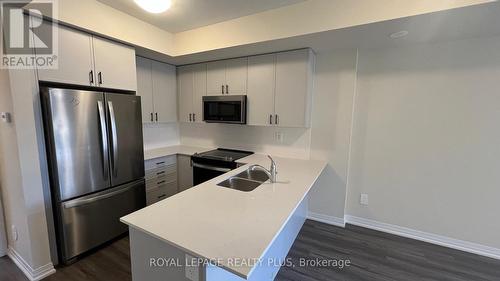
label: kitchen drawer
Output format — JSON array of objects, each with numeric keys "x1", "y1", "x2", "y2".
[
  {"x1": 146, "y1": 175, "x2": 176, "y2": 191},
  {"x1": 145, "y1": 155, "x2": 176, "y2": 171},
  {"x1": 146, "y1": 181, "x2": 177, "y2": 205},
  {"x1": 145, "y1": 163, "x2": 176, "y2": 181}
]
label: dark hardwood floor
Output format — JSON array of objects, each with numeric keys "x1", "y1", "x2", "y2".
[{"x1": 1, "y1": 220, "x2": 499, "y2": 281}]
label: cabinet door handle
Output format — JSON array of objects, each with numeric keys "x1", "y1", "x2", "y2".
[
  {"x1": 275, "y1": 114, "x2": 279, "y2": 125},
  {"x1": 189, "y1": 113, "x2": 192, "y2": 122},
  {"x1": 269, "y1": 114, "x2": 273, "y2": 125},
  {"x1": 155, "y1": 112, "x2": 158, "y2": 122},
  {"x1": 98, "y1": 72, "x2": 103, "y2": 85},
  {"x1": 221, "y1": 85, "x2": 224, "y2": 94},
  {"x1": 89, "y1": 70, "x2": 94, "y2": 85},
  {"x1": 226, "y1": 85, "x2": 229, "y2": 94},
  {"x1": 150, "y1": 113, "x2": 153, "y2": 122},
  {"x1": 193, "y1": 113, "x2": 196, "y2": 122}
]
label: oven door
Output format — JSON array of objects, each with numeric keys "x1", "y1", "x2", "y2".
[
  {"x1": 203, "y1": 95, "x2": 247, "y2": 124},
  {"x1": 192, "y1": 163, "x2": 232, "y2": 185}
]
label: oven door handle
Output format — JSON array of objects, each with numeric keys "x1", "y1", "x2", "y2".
[{"x1": 192, "y1": 163, "x2": 232, "y2": 173}]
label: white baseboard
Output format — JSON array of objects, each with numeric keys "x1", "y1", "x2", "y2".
[
  {"x1": 345, "y1": 215, "x2": 500, "y2": 260},
  {"x1": 7, "y1": 247, "x2": 56, "y2": 281},
  {"x1": 307, "y1": 212, "x2": 346, "y2": 227}
]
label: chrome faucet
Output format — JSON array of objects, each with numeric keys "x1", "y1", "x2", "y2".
[{"x1": 249, "y1": 155, "x2": 278, "y2": 183}]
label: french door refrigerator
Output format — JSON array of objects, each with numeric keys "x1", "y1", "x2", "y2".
[{"x1": 40, "y1": 86, "x2": 146, "y2": 264}]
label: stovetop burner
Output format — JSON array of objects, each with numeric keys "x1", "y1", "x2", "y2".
[{"x1": 193, "y1": 148, "x2": 253, "y2": 162}]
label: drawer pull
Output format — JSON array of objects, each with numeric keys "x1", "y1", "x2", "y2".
[
  {"x1": 156, "y1": 161, "x2": 165, "y2": 165},
  {"x1": 157, "y1": 171, "x2": 165, "y2": 175},
  {"x1": 157, "y1": 180, "x2": 166, "y2": 185},
  {"x1": 158, "y1": 194, "x2": 167, "y2": 199}
]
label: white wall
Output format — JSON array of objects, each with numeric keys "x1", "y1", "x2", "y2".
[
  {"x1": 0, "y1": 69, "x2": 23, "y2": 258},
  {"x1": 308, "y1": 49, "x2": 358, "y2": 221},
  {"x1": 180, "y1": 123, "x2": 312, "y2": 159},
  {"x1": 0, "y1": 196, "x2": 6, "y2": 256},
  {"x1": 0, "y1": 69, "x2": 34, "y2": 263},
  {"x1": 143, "y1": 123, "x2": 180, "y2": 150},
  {"x1": 2, "y1": 66, "x2": 55, "y2": 278},
  {"x1": 346, "y1": 36, "x2": 500, "y2": 249}
]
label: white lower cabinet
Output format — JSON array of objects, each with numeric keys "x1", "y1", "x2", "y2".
[
  {"x1": 177, "y1": 154, "x2": 193, "y2": 192},
  {"x1": 145, "y1": 155, "x2": 177, "y2": 205}
]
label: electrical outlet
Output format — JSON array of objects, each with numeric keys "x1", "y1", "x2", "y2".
[
  {"x1": 12, "y1": 225, "x2": 18, "y2": 241},
  {"x1": 185, "y1": 254, "x2": 199, "y2": 281},
  {"x1": 360, "y1": 194, "x2": 369, "y2": 206},
  {"x1": 274, "y1": 132, "x2": 284, "y2": 143},
  {"x1": 0, "y1": 112, "x2": 11, "y2": 123}
]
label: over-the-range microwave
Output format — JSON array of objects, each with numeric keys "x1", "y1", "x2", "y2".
[{"x1": 202, "y1": 95, "x2": 247, "y2": 124}]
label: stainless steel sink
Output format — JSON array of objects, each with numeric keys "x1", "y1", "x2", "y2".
[
  {"x1": 217, "y1": 169, "x2": 270, "y2": 192},
  {"x1": 232, "y1": 169, "x2": 269, "y2": 182}
]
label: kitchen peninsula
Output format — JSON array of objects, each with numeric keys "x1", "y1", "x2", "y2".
[{"x1": 121, "y1": 152, "x2": 326, "y2": 281}]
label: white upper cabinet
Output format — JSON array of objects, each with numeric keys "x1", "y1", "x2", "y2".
[
  {"x1": 225, "y1": 58, "x2": 248, "y2": 95},
  {"x1": 206, "y1": 58, "x2": 247, "y2": 95},
  {"x1": 178, "y1": 65, "x2": 194, "y2": 123},
  {"x1": 192, "y1": 63, "x2": 207, "y2": 123},
  {"x1": 35, "y1": 20, "x2": 137, "y2": 92},
  {"x1": 93, "y1": 36, "x2": 137, "y2": 91},
  {"x1": 178, "y1": 63, "x2": 206, "y2": 123},
  {"x1": 247, "y1": 54, "x2": 276, "y2": 126},
  {"x1": 136, "y1": 57, "x2": 154, "y2": 123},
  {"x1": 152, "y1": 61, "x2": 177, "y2": 123},
  {"x1": 37, "y1": 22, "x2": 94, "y2": 86},
  {"x1": 206, "y1": 60, "x2": 226, "y2": 95},
  {"x1": 275, "y1": 49, "x2": 314, "y2": 128},
  {"x1": 136, "y1": 56, "x2": 177, "y2": 123},
  {"x1": 247, "y1": 49, "x2": 314, "y2": 128}
]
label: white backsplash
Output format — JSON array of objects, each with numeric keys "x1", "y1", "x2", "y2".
[
  {"x1": 143, "y1": 122, "x2": 180, "y2": 150},
  {"x1": 179, "y1": 122, "x2": 311, "y2": 159}
]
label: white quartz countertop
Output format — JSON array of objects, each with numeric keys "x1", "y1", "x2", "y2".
[
  {"x1": 144, "y1": 145, "x2": 213, "y2": 160},
  {"x1": 122, "y1": 152, "x2": 326, "y2": 279}
]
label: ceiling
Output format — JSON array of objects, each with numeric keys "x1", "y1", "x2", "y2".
[
  {"x1": 97, "y1": 0, "x2": 305, "y2": 33},
  {"x1": 135, "y1": 2, "x2": 500, "y2": 65}
]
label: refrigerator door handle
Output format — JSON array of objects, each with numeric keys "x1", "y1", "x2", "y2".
[
  {"x1": 97, "y1": 101, "x2": 109, "y2": 179},
  {"x1": 107, "y1": 101, "x2": 118, "y2": 177},
  {"x1": 62, "y1": 182, "x2": 137, "y2": 209}
]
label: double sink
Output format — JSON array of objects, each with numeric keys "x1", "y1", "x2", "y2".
[{"x1": 217, "y1": 169, "x2": 269, "y2": 192}]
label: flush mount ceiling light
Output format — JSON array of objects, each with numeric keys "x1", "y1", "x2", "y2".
[
  {"x1": 389, "y1": 30, "x2": 409, "y2": 39},
  {"x1": 134, "y1": 0, "x2": 172, "y2": 14}
]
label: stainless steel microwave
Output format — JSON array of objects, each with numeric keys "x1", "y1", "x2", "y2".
[{"x1": 202, "y1": 95, "x2": 247, "y2": 124}]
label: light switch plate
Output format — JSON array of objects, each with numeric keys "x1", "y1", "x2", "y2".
[{"x1": 360, "y1": 194, "x2": 369, "y2": 206}]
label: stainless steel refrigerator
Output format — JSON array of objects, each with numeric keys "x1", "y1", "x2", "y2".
[{"x1": 40, "y1": 86, "x2": 146, "y2": 264}]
